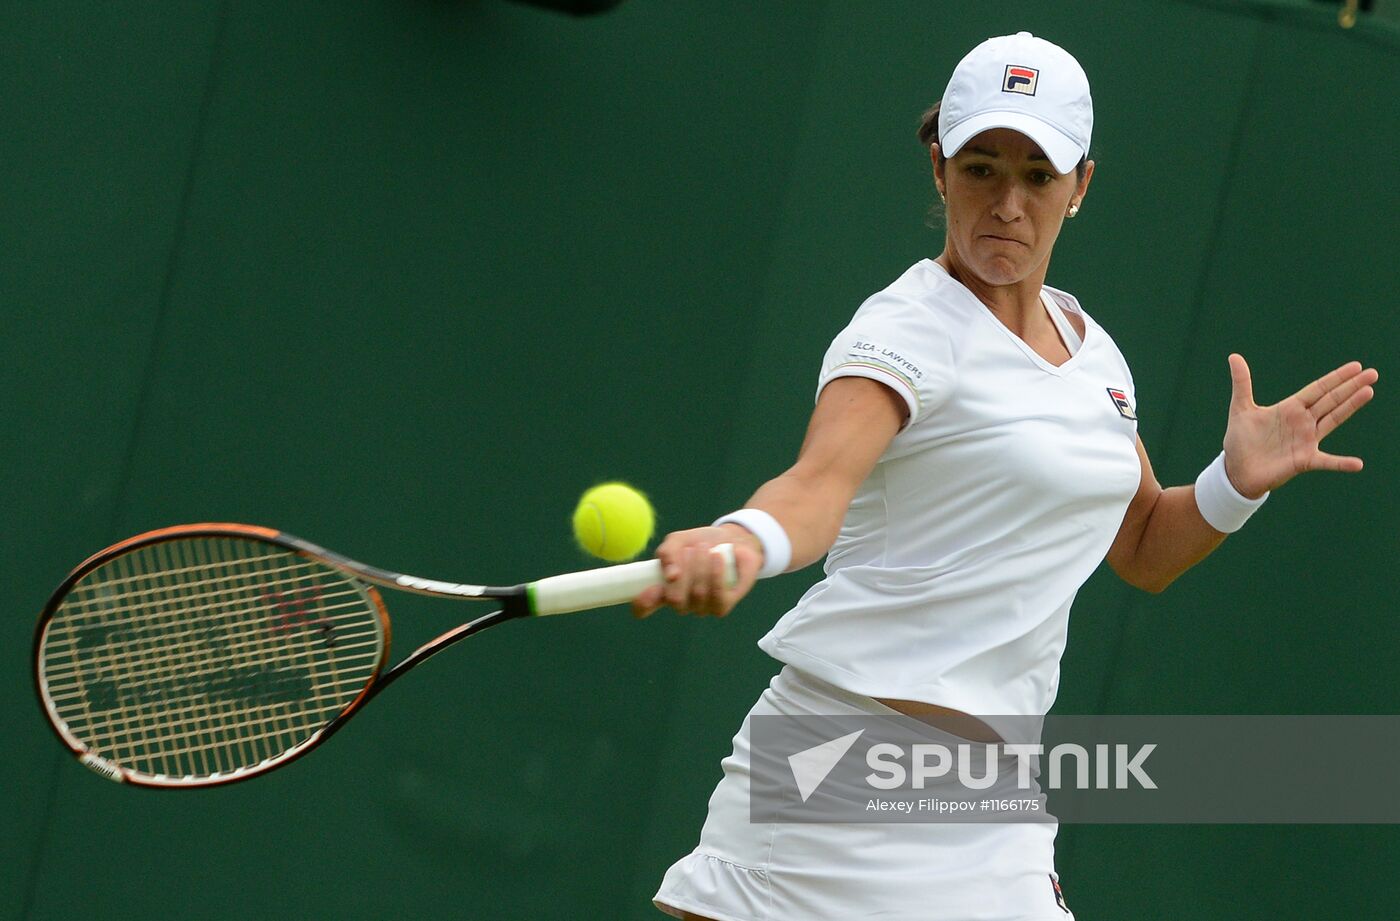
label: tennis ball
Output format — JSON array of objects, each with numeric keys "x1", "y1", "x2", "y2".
[{"x1": 572, "y1": 482, "x2": 655, "y2": 562}]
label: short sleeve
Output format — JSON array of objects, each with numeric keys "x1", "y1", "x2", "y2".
[
  {"x1": 815, "y1": 293, "x2": 956, "y2": 428},
  {"x1": 1095, "y1": 317, "x2": 1140, "y2": 438},
  {"x1": 1101, "y1": 317, "x2": 1138, "y2": 420},
  {"x1": 1124, "y1": 360, "x2": 1138, "y2": 419}
]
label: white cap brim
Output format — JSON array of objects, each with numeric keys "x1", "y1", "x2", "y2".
[{"x1": 940, "y1": 110, "x2": 1084, "y2": 175}]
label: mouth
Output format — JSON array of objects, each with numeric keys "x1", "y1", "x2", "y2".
[{"x1": 980, "y1": 234, "x2": 1027, "y2": 246}]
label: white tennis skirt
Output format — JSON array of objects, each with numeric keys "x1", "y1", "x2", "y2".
[{"x1": 653, "y1": 666, "x2": 1074, "y2": 921}]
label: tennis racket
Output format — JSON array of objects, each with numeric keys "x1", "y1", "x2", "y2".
[{"x1": 34, "y1": 522, "x2": 735, "y2": 788}]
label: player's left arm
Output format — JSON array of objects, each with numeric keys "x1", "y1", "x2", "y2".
[
  {"x1": 1105, "y1": 437, "x2": 1223, "y2": 593},
  {"x1": 1107, "y1": 354, "x2": 1378, "y2": 593}
]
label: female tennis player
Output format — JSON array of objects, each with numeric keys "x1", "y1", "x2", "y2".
[{"x1": 637, "y1": 32, "x2": 1378, "y2": 921}]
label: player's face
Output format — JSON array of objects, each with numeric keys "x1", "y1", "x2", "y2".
[{"x1": 935, "y1": 128, "x2": 1091, "y2": 287}]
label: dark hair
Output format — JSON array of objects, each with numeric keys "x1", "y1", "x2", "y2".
[{"x1": 917, "y1": 100, "x2": 1087, "y2": 181}]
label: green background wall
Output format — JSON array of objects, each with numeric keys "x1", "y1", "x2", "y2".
[{"x1": 5, "y1": 1, "x2": 1396, "y2": 918}]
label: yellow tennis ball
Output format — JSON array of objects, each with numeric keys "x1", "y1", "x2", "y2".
[{"x1": 572, "y1": 482, "x2": 655, "y2": 562}]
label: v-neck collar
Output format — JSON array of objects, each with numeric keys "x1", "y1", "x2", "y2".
[{"x1": 924, "y1": 259, "x2": 1088, "y2": 377}]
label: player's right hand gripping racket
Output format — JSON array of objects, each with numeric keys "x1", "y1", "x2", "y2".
[{"x1": 34, "y1": 523, "x2": 735, "y2": 788}]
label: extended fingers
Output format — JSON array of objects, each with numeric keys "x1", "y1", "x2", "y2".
[
  {"x1": 1310, "y1": 363, "x2": 1377, "y2": 413},
  {"x1": 1317, "y1": 377, "x2": 1377, "y2": 439},
  {"x1": 1309, "y1": 450, "x2": 1365, "y2": 474},
  {"x1": 1295, "y1": 360, "x2": 1365, "y2": 409},
  {"x1": 1228, "y1": 353, "x2": 1255, "y2": 411}
]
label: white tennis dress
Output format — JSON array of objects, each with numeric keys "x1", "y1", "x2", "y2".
[{"x1": 655, "y1": 258, "x2": 1142, "y2": 921}]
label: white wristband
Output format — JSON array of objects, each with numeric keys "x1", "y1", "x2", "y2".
[
  {"x1": 712, "y1": 508, "x2": 792, "y2": 579},
  {"x1": 1194, "y1": 451, "x2": 1268, "y2": 533}
]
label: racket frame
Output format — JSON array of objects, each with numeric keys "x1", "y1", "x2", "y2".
[{"x1": 33, "y1": 523, "x2": 528, "y2": 788}]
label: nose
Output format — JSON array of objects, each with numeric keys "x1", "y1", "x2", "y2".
[{"x1": 990, "y1": 181, "x2": 1026, "y2": 223}]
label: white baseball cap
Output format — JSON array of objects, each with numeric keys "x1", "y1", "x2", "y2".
[{"x1": 937, "y1": 32, "x2": 1092, "y2": 175}]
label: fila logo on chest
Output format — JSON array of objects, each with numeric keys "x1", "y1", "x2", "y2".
[{"x1": 1106, "y1": 387, "x2": 1136, "y2": 421}]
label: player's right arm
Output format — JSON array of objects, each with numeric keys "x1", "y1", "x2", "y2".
[{"x1": 632, "y1": 375, "x2": 905, "y2": 618}]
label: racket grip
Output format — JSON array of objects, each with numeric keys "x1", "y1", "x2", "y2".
[{"x1": 529, "y1": 543, "x2": 738, "y2": 617}]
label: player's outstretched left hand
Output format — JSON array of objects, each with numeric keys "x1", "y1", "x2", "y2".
[{"x1": 1221, "y1": 354, "x2": 1378, "y2": 498}]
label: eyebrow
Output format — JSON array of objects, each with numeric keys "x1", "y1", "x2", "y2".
[{"x1": 965, "y1": 145, "x2": 1050, "y2": 162}]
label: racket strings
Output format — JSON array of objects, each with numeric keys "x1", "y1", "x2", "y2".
[
  {"x1": 62, "y1": 549, "x2": 295, "y2": 592},
  {"x1": 40, "y1": 596, "x2": 372, "y2": 658},
  {"x1": 54, "y1": 538, "x2": 270, "y2": 778},
  {"x1": 47, "y1": 668, "x2": 381, "y2": 764},
  {"x1": 40, "y1": 537, "x2": 384, "y2": 781},
  {"x1": 56, "y1": 558, "x2": 342, "y2": 622},
  {"x1": 43, "y1": 634, "x2": 382, "y2": 704},
  {"x1": 114, "y1": 539, "x2": 360, "y2": 778}
]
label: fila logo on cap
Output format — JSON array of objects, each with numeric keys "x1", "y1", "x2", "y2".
[
  {"x1": 1106, "y1": 387, "x2": 1137, "y2": 421},
  {"x1": 1002, "y1": 65, "x2": 1039, "y2": 95}
]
